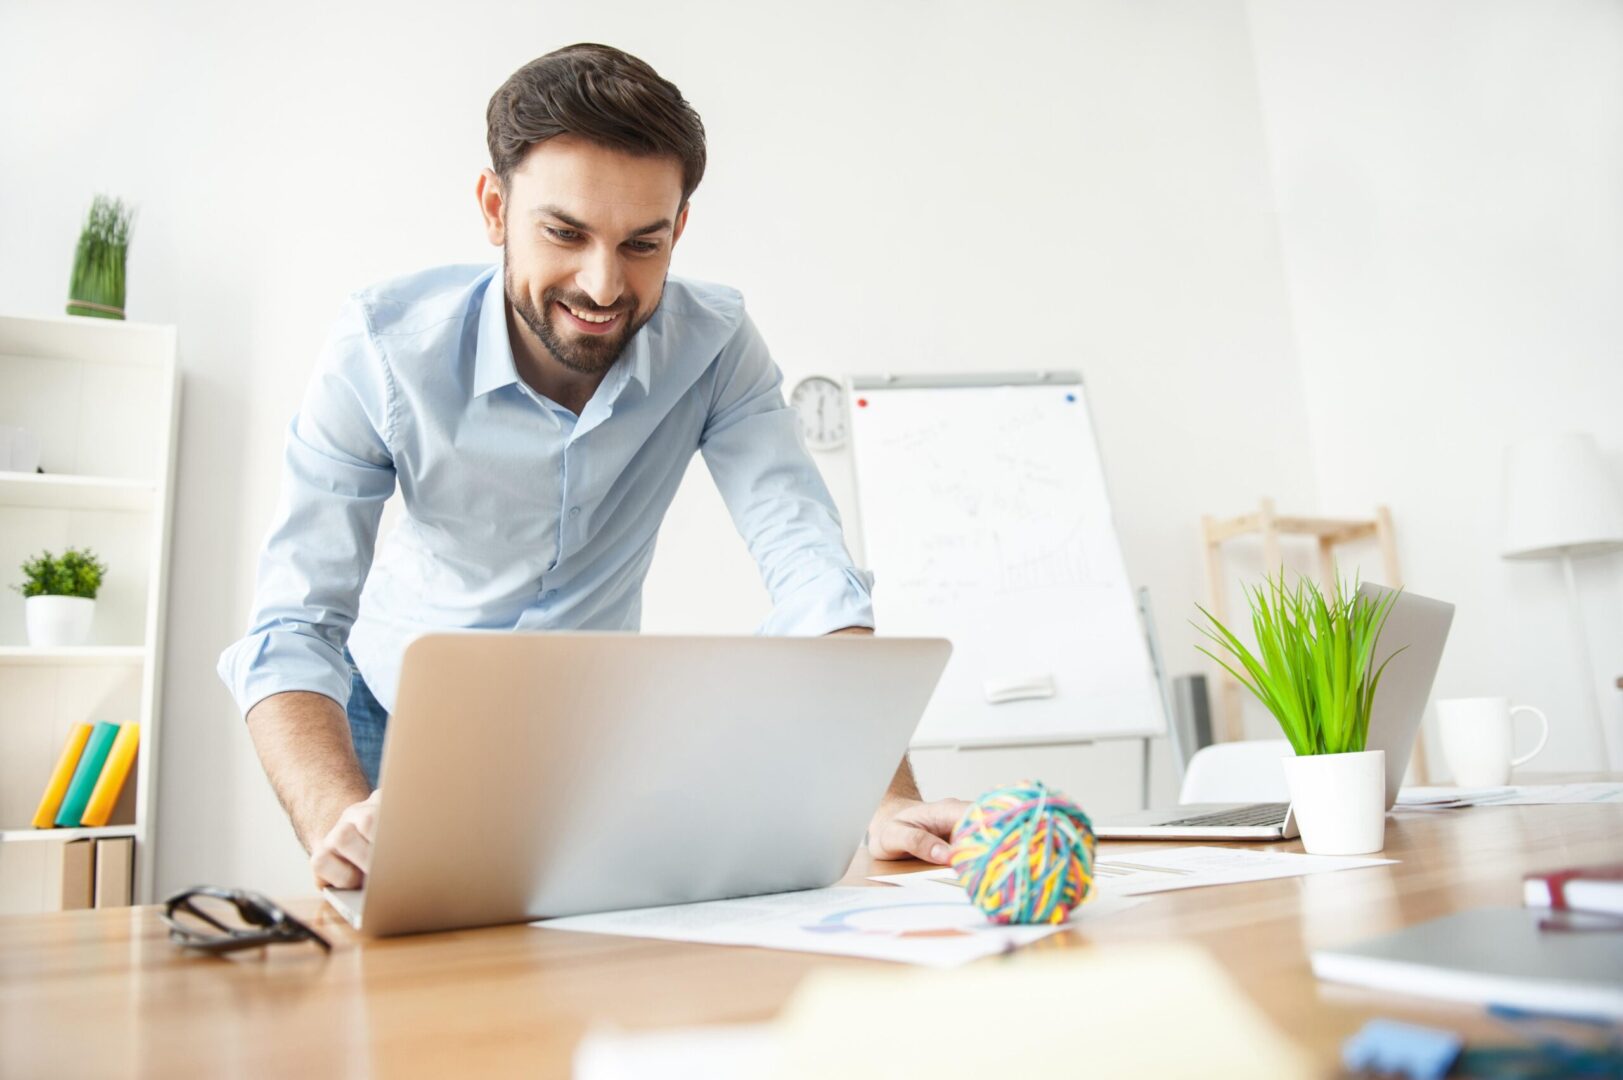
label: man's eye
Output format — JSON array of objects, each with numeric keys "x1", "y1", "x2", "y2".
[
  {"x1": 626, "y1": 240, "x2": 660, "y2": 254},
  {"x1": 544, "y1": 226, "x2": 581, "y2": 242}
]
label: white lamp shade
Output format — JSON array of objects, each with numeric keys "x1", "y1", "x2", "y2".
[{"x1": 1502, "y1": 432, "x2": 1623, "y2": 559}]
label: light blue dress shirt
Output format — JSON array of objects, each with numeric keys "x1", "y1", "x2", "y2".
[{"x1": 218, "y1": 264, "x2": 873, "y2": 715}]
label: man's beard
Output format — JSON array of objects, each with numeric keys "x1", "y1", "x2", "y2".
[{"x1": 504, "y1": 251, "x2": 652, "y2": 377}]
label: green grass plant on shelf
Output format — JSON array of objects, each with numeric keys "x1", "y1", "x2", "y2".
[
  {"x1": 66, "y1": 195, "x2": 135, "y2": 320},
  {"x1": 15, "y1": 548, "x2": 107, "y2": 648},
  {"x1": 1194, "y1": 572, "x2": 1402, "y2": 855}
]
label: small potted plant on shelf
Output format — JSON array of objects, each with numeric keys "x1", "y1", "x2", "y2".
[
  {"x1": 1195, "y1": 573, "x2": 1401, "y2": 855},
  {"x1": 14, "y1": 548, "x2": 107, "y2": 647},
  {"x1": 66, "y1": 195, "x2": 135, "y2": 320}
]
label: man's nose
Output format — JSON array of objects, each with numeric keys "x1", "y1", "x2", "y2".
[{"x1": 576, "y1": 246, "x2": 626, "y2": 309}]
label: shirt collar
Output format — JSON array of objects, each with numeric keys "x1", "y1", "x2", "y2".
[
  {"x1": 472, "y1": 267, "x2": 654, "y2": 400},
  {"x1": 472, "y1": 268, "x2": 519, "y2": 398},
  {"x1": 621, "y1": 314, "x2": 654, "y2": 395}
]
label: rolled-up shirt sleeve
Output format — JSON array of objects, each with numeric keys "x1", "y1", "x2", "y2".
[
  {"x1": 700, "y1": 311, "x2": 874, "y2": 636},
  {"x1": 217, "y1": 299, "x2": 397, "y2": 715}
]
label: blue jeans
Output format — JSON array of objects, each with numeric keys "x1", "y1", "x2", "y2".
[{"x1": 343, "y1": 649, "x2": 388, "y2": 790}]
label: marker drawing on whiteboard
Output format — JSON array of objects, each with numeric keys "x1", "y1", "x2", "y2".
[{"x1": 983, "y1": 674, "x2": 1057, "y2": 705}]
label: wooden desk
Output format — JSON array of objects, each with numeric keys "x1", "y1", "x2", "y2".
[{"x1": 4, "y1": 784, "x2": 1620, "y2": 1078}]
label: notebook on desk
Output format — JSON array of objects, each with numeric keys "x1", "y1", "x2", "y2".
[
  {"x1": 1096, "y1": 585, "x2": 1454, "y2": 841},
  {"x1": 1311, "y1": 908, "x2": 1623, "y2": 1019}
]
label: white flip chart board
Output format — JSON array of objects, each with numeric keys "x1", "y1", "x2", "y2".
[{"x1": 848, "y1": 373, "x2": 1166, "y2": 749}]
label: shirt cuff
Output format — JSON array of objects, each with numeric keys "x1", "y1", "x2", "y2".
[
  {"x1": 217, "y1": 628, "x2": 354, "y2": 718},
  {"x1": 757, "y1": 565, "x2": 876, "y2": 637}
]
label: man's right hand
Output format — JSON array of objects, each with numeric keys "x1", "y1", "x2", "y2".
[
  {"x1": 310, "y1": 789, "x2": 381, "y2": 889},
  {"x1": 244, "y1": 689, "x2": 375, "y2": 888}
]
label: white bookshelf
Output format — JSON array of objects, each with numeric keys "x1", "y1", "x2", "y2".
[
  {"x1": 0, "y1": 645, "x2": 147, "y2": 666},
  {"x1": 0, "y1": 825, "x2": 138, "y2": 844},
  {"x1": 0, "y1": 313, "x2": 179, "y2": 913},
  {"x1": 0, "y1": 471, "x2": 157, "y2": 512}
]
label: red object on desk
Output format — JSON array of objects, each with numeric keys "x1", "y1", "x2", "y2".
[{"x1": 1525, "y1": 864, "x2": 1623, "y2": 916}]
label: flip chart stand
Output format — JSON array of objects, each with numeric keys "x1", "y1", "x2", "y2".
[
  {"x1": 908, "y1": 591, "x2": 1177, "y2": 811},
  {"x1": 849, "y1": 372, "x2": 1180, "y2": 810}
]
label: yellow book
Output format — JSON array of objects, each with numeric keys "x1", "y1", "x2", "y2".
[
  {"x1": 79, "y1": 724, "x2": 140, "y2": 828},
  {"x1": 33, "y1": 724, "x2": 92, "y2": 829}
]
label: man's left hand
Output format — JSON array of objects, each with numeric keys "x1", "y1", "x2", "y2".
[{"x1": 867, "y1": 797, "x2": 971, "y2": 864}]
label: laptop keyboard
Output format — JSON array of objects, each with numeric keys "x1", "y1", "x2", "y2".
[{"x1": 1159, "y1": 803, "x2": 1290, "y2": 828}]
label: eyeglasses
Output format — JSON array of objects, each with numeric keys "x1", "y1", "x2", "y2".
[{"x1": 162, "y1": 885, "x2": 331, "y2": 955}]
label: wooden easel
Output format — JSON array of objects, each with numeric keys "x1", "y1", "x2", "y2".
[{"x1": 1200, "y1": 499, "x2": 1430, "y2": 782}]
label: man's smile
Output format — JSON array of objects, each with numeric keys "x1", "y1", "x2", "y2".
[{"x1": 557, "y1": 301, "x2": 623, "y2": 334}]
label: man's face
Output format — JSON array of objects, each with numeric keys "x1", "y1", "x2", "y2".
[{"x1": 486, "y1": 135, "x2": 687, "y2": 377}]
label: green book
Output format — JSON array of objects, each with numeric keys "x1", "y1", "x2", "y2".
[{"x1": 55, "y1": 722, "x2": 120, "y2": 828}]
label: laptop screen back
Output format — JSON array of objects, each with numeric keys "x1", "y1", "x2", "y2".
[{"x1": 1359, "y1": 584, "x2": 1455, "y2": 807}]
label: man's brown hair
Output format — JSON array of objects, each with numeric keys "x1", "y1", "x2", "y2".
[{"x1": 486, "y1": 43, "x2": 707, "y2": 206}]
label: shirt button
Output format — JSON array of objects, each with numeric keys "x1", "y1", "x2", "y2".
[
  {"x1": 543, "y1": 589, "x2": 559, "y2": 601},
  {"x1": 568, "y1": 506, "x2": 581, "y2": 519}
]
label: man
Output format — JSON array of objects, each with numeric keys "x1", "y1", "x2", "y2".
[{"x1": 218, "y1": 43, "x2": 967, "y2": 890}]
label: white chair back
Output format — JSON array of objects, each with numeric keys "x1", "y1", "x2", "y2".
[{"x1": 1178, "y1": 740, "x2": 1294, "y2": 804}]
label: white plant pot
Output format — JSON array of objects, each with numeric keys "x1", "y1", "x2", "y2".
[
  {"x1": 25, "y1": 595, "x2": 96, "y2": 647},
  {"x1": 1281, "y1": 749, "x2": 1386, "y2": 855}
]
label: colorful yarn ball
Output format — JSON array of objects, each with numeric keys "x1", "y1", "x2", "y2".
[{"x1": 949, "y1": 780, "x2": 1096, "y2": 925}]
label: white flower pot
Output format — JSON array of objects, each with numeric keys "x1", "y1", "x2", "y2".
[
  {"x1": 25, "y1": 595, "x2": 96, "y2": 647},
  {"x1": 1281, "y1": 749, "x2": 1386, "y2": 855}
]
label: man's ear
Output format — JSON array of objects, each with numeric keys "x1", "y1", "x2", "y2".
[
  {"x1": 476, "y1": 169, "x2": 506, "y2": 246},
  {"x1": 671, "y1": 202, "x2": 690, "y2": 247}
]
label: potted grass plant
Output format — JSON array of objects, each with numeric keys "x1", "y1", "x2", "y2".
[
  {"x1": 14, "y1": 548, "x2": 107, "y2": 647},
  {"x1": 1195, "y1": 573, "x2": 1401, "y2": 855},
  {"x1": 66, "y1": 195, "x2": 135, "y2": 320}
]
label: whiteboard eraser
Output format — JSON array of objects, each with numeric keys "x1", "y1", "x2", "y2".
[{"x1": 983, "y1": 674, "x2": 1056, "y2": 705}]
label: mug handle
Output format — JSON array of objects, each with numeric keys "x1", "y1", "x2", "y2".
[{"x1": 1509, "y1": 705, "x2": 1550, "y2": 767}]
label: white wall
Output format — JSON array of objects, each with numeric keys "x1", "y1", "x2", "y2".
[
  {"x1": 1247, "y1": 0, "x2": 1623, "y2": 773},
  {"x1": 638, "y1": 3, "x2": 1317, "y2": 805}
]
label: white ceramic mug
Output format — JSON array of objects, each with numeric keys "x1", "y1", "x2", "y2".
[{"x1": 1436, "y1": 697, "x2": 1550, "y2": 787}]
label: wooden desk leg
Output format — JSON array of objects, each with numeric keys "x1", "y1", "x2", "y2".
[
  {"x1": 1317, "y1": 536, "x2": 1337, "y2": 595},
  {"x1": 1259, "y1": 498, "x2": 1282, "y2": 578},
  {"x1": 1410, "y1": 730, "x2": 1432, "y2": 786}
]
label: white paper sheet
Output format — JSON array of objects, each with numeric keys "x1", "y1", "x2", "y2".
[
  {"x1": 573, "y1": 945, "x2": 1316, "y2": 1080},
  {"x1": 533, "y1": 885, "x2": 1141, "y2": 968},
  {"x1": 773, "y1": 945, "x2": 1315, "y2": 1080},
  {"x1": 872, "y1": 845, "x2": 1396, "y2": 896},
  {"x1": 1397, "y1": 783, "x2": 1623, "y2": 807},
  {"x1": 573, "y1": 1025, "x2": 781, "y2": 1080}
]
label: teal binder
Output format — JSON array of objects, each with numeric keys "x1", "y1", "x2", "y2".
[{"x1": 54, "y1": 721, "x2": 120, "y2": 828}]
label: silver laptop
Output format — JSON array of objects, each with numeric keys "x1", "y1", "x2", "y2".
[
  {"x1": 324, "y1": 631, "x2": 951, "y2": 936},
  {"x1": 1096, "y1": 584, "x2": 1454, "y2": 841}
]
